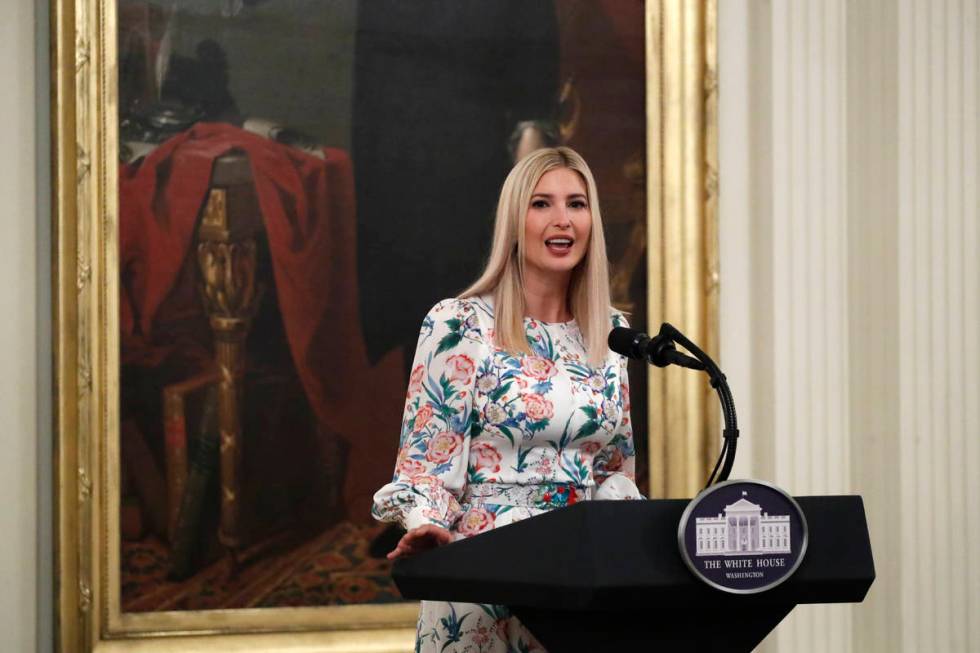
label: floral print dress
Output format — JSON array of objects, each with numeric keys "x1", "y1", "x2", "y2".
[{"x1": 372, "y1": 296, "x2": 642, "y2": 653}]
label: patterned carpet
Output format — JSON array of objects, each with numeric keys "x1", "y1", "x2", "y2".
[{"x1": 122, "y1": 521, "x2": 403, "y2": 611}]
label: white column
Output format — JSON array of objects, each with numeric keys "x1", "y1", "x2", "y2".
[
  {"x1": 765, "y1": 1, "x2": 851, "y2": 650},
  {"x1": 896, "y1": 1, "x2": 980, "y2": 650},
  {"x1": 720, "y1": 1, "x2": 980, "y2": 651},
  {"x1": 846, "y1": 0, "x2": 902, "y2": 650}
]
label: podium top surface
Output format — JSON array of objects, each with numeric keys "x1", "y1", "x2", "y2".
[{"x1": 393, "y1": 495, "x2": 875, "y2": 611}]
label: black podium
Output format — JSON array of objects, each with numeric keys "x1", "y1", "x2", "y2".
[{"x1": 393, "y1": 497, "x2": 875, "y2": 652}]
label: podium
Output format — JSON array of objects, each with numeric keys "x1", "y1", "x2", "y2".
[{"x1": 393, "y1": 497, "x2": 875, "y2": 651}]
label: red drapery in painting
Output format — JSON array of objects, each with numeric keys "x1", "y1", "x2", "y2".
[{"x1": 120, "y1": 122, "x2": 403, "y2": 518}]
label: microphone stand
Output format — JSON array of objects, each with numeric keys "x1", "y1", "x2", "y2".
[{"x1": 655, "y1": 323, "x2": 739, "y2": 488}]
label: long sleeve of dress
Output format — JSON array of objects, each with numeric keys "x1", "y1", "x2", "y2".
[
  {"x1": 371, "y1": 299, "x2": 484, "y2": 531},
  {"x1": 593, "y1": 327, "x2": 644, "y2": 501}
]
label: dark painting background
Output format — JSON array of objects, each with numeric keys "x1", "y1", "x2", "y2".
[{"x1": 116, "y1": 0, "x2": 647, "y2": 611}]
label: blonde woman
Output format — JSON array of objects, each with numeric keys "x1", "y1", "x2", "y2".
[{"x1": 372, "y1": 147, "x2": 642, "y2": 652}]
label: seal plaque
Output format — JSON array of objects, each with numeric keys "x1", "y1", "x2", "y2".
[{"x1": 677, "y1": 479, "x2": 809, "y2": 594}]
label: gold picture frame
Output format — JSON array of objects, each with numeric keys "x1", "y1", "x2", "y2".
[{"x1": 52, "y1": 1, "x2": 717, "y2": 651}]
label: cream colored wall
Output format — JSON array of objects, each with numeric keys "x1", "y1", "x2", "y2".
[
  {"x1": 720, "y1": 1, "x2": 980, "y2": 652},
  {"x1": 0, "y1": 0, "x2": 46, "y2": 650}
]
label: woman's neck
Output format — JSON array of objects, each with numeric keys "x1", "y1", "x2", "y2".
[{"x1": 522, "y1": 269, "x2": 572, "y2": 323}]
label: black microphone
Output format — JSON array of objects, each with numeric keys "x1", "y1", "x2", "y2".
[{"x1": 608, "y1": 326, "x2": 705, "y2": 371}]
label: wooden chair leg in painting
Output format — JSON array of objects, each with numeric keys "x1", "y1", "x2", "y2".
[
  {"x1": 197, "y1": 187, "x2": 262, "y2": 574},
  {"x1": 162, "y1": 369, "x2": 222, "y2": 543},
  {"x1": 213, "y1": 318, "x2": 248, "y2": 575}
]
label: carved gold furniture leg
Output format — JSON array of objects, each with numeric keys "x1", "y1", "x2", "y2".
[{"x1": 195, "y1": 155, "x2": 264, "y2": 568}]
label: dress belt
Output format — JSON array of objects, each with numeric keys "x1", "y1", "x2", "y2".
[{"x1": 463, "y1": 482, "x2": 592, "y2": 509}]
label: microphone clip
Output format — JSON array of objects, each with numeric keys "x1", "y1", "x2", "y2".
[{"x1": 646, "y1": 327, "x2": 706, "y2": 371}]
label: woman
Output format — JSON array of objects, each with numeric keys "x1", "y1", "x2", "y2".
[{"x1": 372, "y1": 147, "x2": 642, "y2": 652}]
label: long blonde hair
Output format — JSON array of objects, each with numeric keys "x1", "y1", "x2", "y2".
[{"x1": 460, "y1": 147, "x2": 612, "y2": 366}]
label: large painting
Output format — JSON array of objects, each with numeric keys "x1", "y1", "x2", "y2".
[{"x1": 53, "y1": 1, "x2": 717, "y2": 650}]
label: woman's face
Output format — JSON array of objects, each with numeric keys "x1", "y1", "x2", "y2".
[{"x1": 522, "y1": 167, "x2": 593, "y2": 282}]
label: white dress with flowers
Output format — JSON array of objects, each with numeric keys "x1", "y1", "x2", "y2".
[{"x1": 372, "y1": 296, "x2": 642, "y2": 653}]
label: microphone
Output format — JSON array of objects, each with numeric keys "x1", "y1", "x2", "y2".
[{"x1": 608, "y1": 326, "x2": 705, "y2": 371}]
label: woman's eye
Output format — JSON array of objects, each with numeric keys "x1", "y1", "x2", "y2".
[
  {"x1": 569, "y1": 200, "x2": 588, "y2": 209},
  {"x1": 531, "y1": 200, "x2": 549, "y2": 209}
]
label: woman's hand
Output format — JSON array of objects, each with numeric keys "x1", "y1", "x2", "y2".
[{"x1": 386, "y1": 524, "x2": 453, "y2": 560}]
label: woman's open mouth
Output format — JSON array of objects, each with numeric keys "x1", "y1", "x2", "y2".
[{"x1": 545, "y1": 237, "x2": 574, "y2": 255}]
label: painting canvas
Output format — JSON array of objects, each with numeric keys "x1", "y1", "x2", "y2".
[{"x1": 113, "y1": 0, "x2": 650, "y2": 613}]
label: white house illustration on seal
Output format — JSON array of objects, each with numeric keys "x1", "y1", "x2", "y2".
[{"x1": 695, "y1": 491, "x2": 791, "y2": 556}]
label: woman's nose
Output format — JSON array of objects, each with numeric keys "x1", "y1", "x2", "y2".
[{"x1": 552, "y1": 207, "x2": 571, "y2": 228}]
